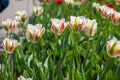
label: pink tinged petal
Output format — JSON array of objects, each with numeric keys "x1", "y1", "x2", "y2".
[
  {"x1": 51, "y1": 24, "x2": 58, "y2": 33},
  {"x1": 12, "y1": 25, "x2": 17, "y2": 31},
  {"x1": 102, "y1": 10, "x2": 107, "y2": 17},
  {"x1": 33, "y1": 30, "x2": 36, "y2": 42},
  {"x1": 84, "y1": 27, "x2": 87, "y2": 33},
  {"x1": 8, "y1": 45, "x2": 13, "y2": 52},
  {"x1": 111, "y1": 13, "x2": 115, "y2": 20},
  {"x1": 111, "y1": 13, "x2": 117, "y2": 25},
  {"x1": 114, "y1": 50, "x2": 120, "y2": 57},
  {"x1": 61, "y1": 21, "x2": 65, "y2": 31},
  {"x1": 26, "y1": 30, "x2": 30, "y2": 40},
  {"x1": 7, "y1": 41, "x2": 12, "y2": 52},
  {"x1": 14, "y1": 24, "x2": 17, "y2": 29},
  {"x1": 52, "y1": 24, "x2": 55, "y2": 32},
  {"x1": 70, "y1": 21, "x2": 73, "y2": 28},
  {"x1": 2, "y1": 42, "x2": 4, "y2": 48},
  {"x1": 94, "y1": 29, "x2": 96, "y2": 34},
  {"x1": 77, "y1": 24, "x2": 82, "y2": 32},
  {"x1": 117, "y1": 17, "x2": 120, "y2": 24}
]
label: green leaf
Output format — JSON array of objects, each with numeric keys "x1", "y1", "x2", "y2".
[{"x1": 44, "y1": 56, "x2": 49, "y2": 69}]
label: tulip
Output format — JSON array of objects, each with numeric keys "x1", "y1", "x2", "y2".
[
  {"x1": 106, "y1": 37, "x2": 120, "y2": 57},
  {"x1": 55, "y1": 0, "x2": 62, "y2": 4},
  {"x1": 15, "y1": 10, "x2": 27, "y2": 22},
  {"x1": 99, "y1": 5, "x2": 115, "y2": 19},
  {"x1": 111, "y1": 12, "x2": 120, "y2": 25},
  {"x1": 70, "y1": 16, "x2": 86, "y2": 33},
  {"x1": 26, "y1": 24, "x2": 45, "y2": 43},
  {"x1": 115, "y1": 0, "x2": 120, "y2": 5},
  {"x1": 92, "y1": 2, "x2": 100, "y2": 12},
  {"x1": 83, "y1": 19, "x2": 97, "y2": 37},
  {"x1": 2, "y1": 19, "x2": 18, "y2": 33},
  {"x1": 64, "y1": 0, "x2": 74, "y2": 5},
  {"x1": 106, "y1": 4, "x2": 116, "y2": 10},
  {"x1": 92, "y1": 2, "x2": 100, "y2": 8},
  {"x1": 51, "y1": 18, "x2": 68, "y2": 35},
  {"x1": 17, "y1": 75, "x2": 32, "y2": 80},
  {"x1": 79, "y1": 0, "x2": 86, "y2": 5},
  {"x1": 33, "y1": 6, "x2": 44, "y2": 16},
  {"x1": 2, "y1": 38, "x2": 19, "y2": 54}
]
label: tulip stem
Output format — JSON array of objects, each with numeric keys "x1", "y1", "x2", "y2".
[
  {"x1": 4, "y1": 52, "x2": 8, "y2": 79},
  {"x1": 4, "y1": 53, "x2": 8, "y2": 79},
  {"x1": 10, "y1": 54, "x2": 13, "y2": 80},
  {"x1": 32, "y1": 44, "x2": 36, "y2": 79}
]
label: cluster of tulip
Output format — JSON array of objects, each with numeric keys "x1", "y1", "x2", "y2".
[
  {"x1": 93, "y1": 2, "x2": 120, "y2": 25},
  {"x1": 51, "y1": 16, "x2": 97, "y2": 37},
  {"x1": 1, "y1": 5, "x2": 44, "y2": 79},
  {"x1": 92, "y1": 3, "x2": 120, "y2": 58},
  {"x1": 1, "y1": 5, "x2": 44, "y2": 54},
  {"x1": 1, "y1": 7, "x2": 98, "y2": 55},
  {"x1": 49, "y1": 0, "x2": 120, "y2": 6}
]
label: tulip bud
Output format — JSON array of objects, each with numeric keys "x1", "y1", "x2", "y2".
[
  {"x1": 99, "y1": 5, "x2": 115, "y2": 19},
  {"x1": 70, "y1": 16, "x2": 86, "y2": 34},
  {"x1": 26, "y1": 24, "x2": 45, "y2": 43},
  {"x1": 111, "y1": 12, "x2": 120, "y2": 25},
  {"x1": 15, "y1": 10, "x2": 27, "y2": 22},
  {"x1": 92, "y1": 2, "x2": 100, "y2": 12},
  {"x1": 2, "y1": 38, "x2": 19, "y2": 54},
  {"x1": 33, "y1": 6, "x2": 44, "y2": 16},
  {"x1": 2, "y1": 19, "x2": 18, "y2": 33},
  {"x1": 106, "y1": 37, "x2": 120, "y2": 57},
  {"x1": 51, "y1": 18, "x2": 68, "y2": 35},
  {"x1": 83, "y1": 19, "x2": 97, "y2": 37}
]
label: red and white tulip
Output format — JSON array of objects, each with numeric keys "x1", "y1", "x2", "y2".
[
  {"x1": 26, "y1": 24, "x2": 45, "y2": 43},
  {"x1": 99, "y1": 5, "x2": 115, "y2": 19},
  {"x1": 51, "y1": 18, "x2": 68, "y2": 35},
  {"x1": 2, "y1": 38, "x2": 19, "y2": 54},
  {"x1": 106, "y1": 37, "x2": 120, "y2": 57},
  {"x1": 92, "y1": 2, "x2": 100, "y2": 12},
  {"x1": 65, "y1": 0, "x2": 74, "y2": 5},
  {"x1": 55, "y1": 0, "x2": 63, "y2": 5},
  {"x1": 33, "y1": 6, "x2": 44, "y2": 16},
  {"x1": 111, "y1": 12, "x2": 120, "y2": 25},
  {"x1": 83, "y1": 19, "x2": 97, "y2": 37},
  {"x1": 70, "y1": 16, "x2": 86, "y2": 33},
  {"x1": 15, "y1": 10, "x2": 27, "y2": 22},
  {"x1": 2, "y1": 19, "x2": 18, "y2": 33}
]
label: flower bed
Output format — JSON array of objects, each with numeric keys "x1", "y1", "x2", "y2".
[{"x1": 0, "y1": 0, "x2": 120, "y2": 80}]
